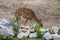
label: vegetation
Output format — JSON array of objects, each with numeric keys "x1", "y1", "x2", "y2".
[
  {"x1": 58, "y1": 29, "x2": 60, "y2": 35},
  {"x1": 35, "y1": 25, "x2": 43, "y2": 38},
  {"x1": 0, "y1": 34, "x2": 4, "y2": 40},
  {"x1": 6, "y1": 35, "x2": 13, "y2": 40},
  {"x1": 0, "y1": 35, "x2": 44, "y2": 40},
  {"x1": 0, "y1": 20, "x2": 44, "y2": 40}
]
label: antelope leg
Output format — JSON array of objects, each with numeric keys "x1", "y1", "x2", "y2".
[{"x1": 24, "y1": 18, "x2": 28, "y2": 25}]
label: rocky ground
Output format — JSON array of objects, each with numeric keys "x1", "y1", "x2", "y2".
[{"x1": 0, "y1": 0, "x2": 60, "y2": 27}]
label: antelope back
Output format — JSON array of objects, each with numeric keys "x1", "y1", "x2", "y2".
[
  {"x1": 15, "y1": 7, "x2": 34, "y2": 19},
  {"x1": 15, "y1": 7, "x2": 43, "y2": 27}
]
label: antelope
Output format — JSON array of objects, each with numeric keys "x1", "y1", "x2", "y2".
[{"x1": 15, "y1": 7, "x2": 43, "y2": 27}]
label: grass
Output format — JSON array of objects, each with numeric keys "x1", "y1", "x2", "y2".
[
  {"x1": 12, "y1": 38, "x2": 44, "y2": 40},
  {"x1": 26, "y1": 38, "x2": 44, "y2": 40}
]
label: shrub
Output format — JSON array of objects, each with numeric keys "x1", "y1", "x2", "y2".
[
  {"x1": 58, "y1": 29, "x2": 60, "y2": 35},
  {"x1": 6, "y1": 35, "x2": 12, "y2": 40},
  {"x1": 0, "y1": 34, "x2": 4, "y2": 40},
  {"x1": 35, "y1": 25, "x2": 43, "y2": 38},
  {"x1": 14, "y1": 31, "x2": 18, "y2": 37}
]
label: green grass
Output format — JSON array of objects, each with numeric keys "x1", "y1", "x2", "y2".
[
  {"x1": 13, "y1": 37, "x2": 19, "y2": 40},
  {"x1": 26, "y1": 38, "x2": 44, "y2": 40},
  {"x1": 12, "y1": 38, "x2": 44, "y2": 40}
]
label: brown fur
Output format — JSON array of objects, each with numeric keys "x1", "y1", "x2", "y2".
[{"x1": 15, "y1": 7, "x2": 43, "y2": 27}]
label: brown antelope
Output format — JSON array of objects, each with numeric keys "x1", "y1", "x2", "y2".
[{"x1": 15, "y1": 7, "x2": 43, "y2": 27}]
